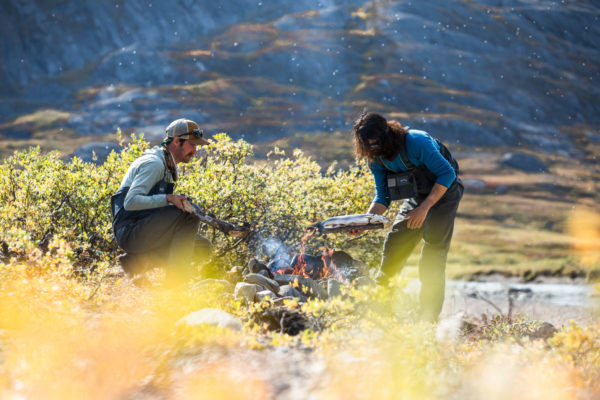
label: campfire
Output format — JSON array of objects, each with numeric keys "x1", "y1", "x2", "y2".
[
  {"x1": 229, "y1": 225, "x2": 375, "y2": 334},
  {"x1": 274, "y1": 248, "x2": 343, "y2": 281},
  {"x1": 229, "y1": 215, "x2": 377, "y2": 318},
  {"x1": 267, "y1": 231, "x2": 356, "y2": 282}
]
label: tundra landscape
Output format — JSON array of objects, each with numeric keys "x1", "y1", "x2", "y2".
[{"x1": 0, "y1": 1, "x2": 599, "y2": 399}]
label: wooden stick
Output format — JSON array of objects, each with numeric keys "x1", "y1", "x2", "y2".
[{"x1": 182, "y1": 199, "x2": 251, "y2": 238}]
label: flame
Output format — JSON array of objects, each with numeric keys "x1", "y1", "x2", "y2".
[
  {"x1": 274, "y1": 230, "x2": 344, "y2": 281},
  {"x1": 319, "y1": 247, "x2": 344, "y2": 281}
]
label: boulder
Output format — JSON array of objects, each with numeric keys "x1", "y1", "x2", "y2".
[
  {"x1": 529, "y1": 322, "x2": 558, "y2": 340},
  {"x1": 226, "y1": 265, "x2": 244, "y2": 283},
  {"x1": 234, "y1": 282, "x2": 259, "y2": 301},
  {"x1": 255, "y1": 289, "x2": 278, "y2": 302},
  {"x1": 274, "y1": 275, "x2": 327, "y2": 299},
  {"x1": 272, "y1": 296, "x2": 295, "y2": 306},
  {"x1": 327, "y1": 279, "x2": 342, "y2": 298},
  {"x1": 500, "y1": 152, "x2": 548, "y2": 173},
  {"x1": 176, "y1": 308, "x2": 242, "y2": 331},
  {"x1": 494, "y1": 185, "x2": 509, "y2": 195},
  {"x1": 462, "y1": 178, "x2": 487, "y2": 193},
  {"x1": 279, "y1": 285, "x2": 308, "y2": 302},
  {"x1": 247, "y1": 258, "x2": 274, "y2": 279}
]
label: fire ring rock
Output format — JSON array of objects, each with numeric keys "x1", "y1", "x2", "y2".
[
  {"x1": 327, "y1": 279, "x2": 342, "y2": 298},
  {"x1": 279, "y1": 285, "x2": 308, "y2": 302},
  {"x1": 244, "y1": 273, "x2": 280, "y2": 293},
  {"x1": 255, "y1": 289, "x2": 278, "y2": 303},
  {"x1": 273, "y1": 275, "x2": 327, "y2": 299},
  {"x1": 235, "y1": 282, "x2": 259, "y2": 301},
  {"x1": 248, "y1": 258, "x2": 274, "y2": 279}
]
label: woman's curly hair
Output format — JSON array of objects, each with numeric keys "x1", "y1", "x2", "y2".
[{"x1": 352, "y1": 112, "x2": 409, "y2": 160}]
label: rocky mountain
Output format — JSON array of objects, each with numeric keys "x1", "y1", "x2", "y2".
[{"x1": 0, "y1": 0, "x2": 598, "y2": 160}]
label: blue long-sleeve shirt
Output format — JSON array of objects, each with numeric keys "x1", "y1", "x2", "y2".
[{"x1": 370, "y1": 130, "x2": 456, "y2": 207}]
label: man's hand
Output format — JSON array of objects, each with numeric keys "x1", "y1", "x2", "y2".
[{"x1": 166, "y1": 194, "x2": 189, "y2": 211}]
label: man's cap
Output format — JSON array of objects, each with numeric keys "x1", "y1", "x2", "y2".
[{"x1": 165, "y1": 118, "x2": 210, "y2": 145}]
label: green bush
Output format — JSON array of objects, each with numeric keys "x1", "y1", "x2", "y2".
[{"x1": 0, "y1": 134, "x2": 398, "y2": 271}]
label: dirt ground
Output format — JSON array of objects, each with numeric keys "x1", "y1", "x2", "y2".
[{"x1": 135, "y1": 277, "x2": 599, "y2": 400}]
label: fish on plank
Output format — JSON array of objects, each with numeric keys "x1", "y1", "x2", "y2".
[{"x1": 308, "y1": 214, "x2": 390, "y2": 234}]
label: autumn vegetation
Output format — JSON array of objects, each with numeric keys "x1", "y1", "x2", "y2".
[{"x1": 0, "y1": 134, "x2": 598, "y2": 399}]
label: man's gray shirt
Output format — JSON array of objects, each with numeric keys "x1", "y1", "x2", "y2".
[{"x1": 118, "y1": 146, "x2": 177, "y2": 211}]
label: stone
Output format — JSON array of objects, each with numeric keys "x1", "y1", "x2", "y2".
[
  {"x1": 250, "y1": 306, "x2": 309, "y2": 336},
  {"x1": 279, "y1": 285, "x2": 308, "y2": 302},
  {"x1": 248, "y1": 258, "x2": 274, "y2": 278},
  {"x1": 226, "y1": 265, "x2": 244, "y2": 283},
  {"x1": 274, "y1": 275, "x2": 327, "y2": 299},
  {"x1": 244, "y1": 273, "x2": 280, "y2": 293},
  {"x1": 255, "y1": 289, "x2": 278, "y2": 302},
  {"x1": 176, "y1": 308, "x2": 242, "y2": 331},
  {"x1": 500, "y1": 152, "x2": 548, "y2": 173},
  {"x1": 529, "y1": 322, "x2": 558, "y2": 340},
  {"x1": 257, "y1": 269, "x2": 273, "y2": 278},
  {"x1": 234, "y1": 282, "x2": 259, "y2": 301},
  {"x1": 327, "y1": 279, "x2": 342, "y2": 298},
  {"x1": 462, "y1": 178, "x2": 487, "y2": 192},
  {"x1": 272, "y1": 296, "x2": 295, "y2": 306},
  {"x1": 494, "y1": 185, "x2": 509, "y2": 195}
]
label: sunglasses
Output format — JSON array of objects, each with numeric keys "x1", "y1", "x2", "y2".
[{"x1": 178, "y1": 128, "x2": 204, "y2": 140}]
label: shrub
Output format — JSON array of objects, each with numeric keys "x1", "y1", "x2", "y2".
[{"x1": 0, "y1": 134, "x2": 397, "y2": 271}]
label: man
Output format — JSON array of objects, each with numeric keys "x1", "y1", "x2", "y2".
[
  {"x1": 111, "y1": 118, "x2": 211, "y2": 283},
  {"x1": 352, "y1": 112, "x2": 463, "y2": 322}
]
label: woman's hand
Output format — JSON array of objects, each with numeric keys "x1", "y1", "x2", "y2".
[
  {"x1": 405, "y1": 205, "x2": 430, "y2": 229},
  {"x1": 404, "y1": 183, "x2": 448, "y2": 229}
]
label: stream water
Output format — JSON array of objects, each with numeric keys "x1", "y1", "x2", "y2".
[
  {"x1": 446, "y1": 280, "x2": 598, "y2": 308},
  {"x1": 404, "y1": 277, "x2": 599, "y2": 325}
]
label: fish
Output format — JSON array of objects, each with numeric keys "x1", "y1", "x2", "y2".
[{"x1": 308, "y1": 214, "x2": 390, "y2": 234}]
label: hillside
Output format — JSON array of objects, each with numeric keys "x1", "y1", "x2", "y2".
[{"x1": 0, "y1": 0, "x2": 599, "y2": 162}]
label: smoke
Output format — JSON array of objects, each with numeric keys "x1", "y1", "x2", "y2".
[{"x1": 255, "y1": 235, "x2": 292, "y2": 273}]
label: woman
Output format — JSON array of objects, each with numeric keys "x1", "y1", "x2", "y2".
[{"x1": 353, "y1": 112, "x2": 463, "y2": 321}]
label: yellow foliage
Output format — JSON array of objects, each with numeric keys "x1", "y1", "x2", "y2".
[{"x1": 567, "y1": 208, "x2": 600, "y2": 266}]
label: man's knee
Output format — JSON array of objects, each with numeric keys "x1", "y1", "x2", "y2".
[
  {"x1": 194, "y1": 234, "x2": 212, "y2": 259},
  {"x1": 175, "y1": 209, "x2": 200, "y2": 231}
]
